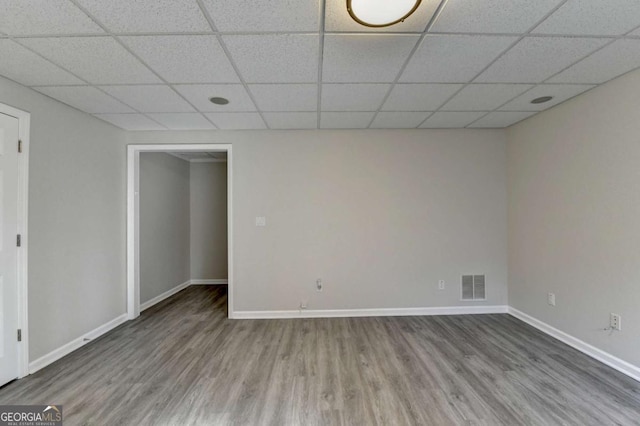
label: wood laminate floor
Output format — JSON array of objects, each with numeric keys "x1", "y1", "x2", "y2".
[{"x1": 1, "y1": 285, "x2": 639, "y2": 425}]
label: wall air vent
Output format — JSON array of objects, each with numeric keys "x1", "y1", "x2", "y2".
[{"x1": 461, "y1": 275, "x2": 486, "y2": 301}]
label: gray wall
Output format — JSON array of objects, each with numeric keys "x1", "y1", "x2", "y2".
[
  {"x1": 2, "y1": 73, "x2": 509, "y2": 361},
  {"x1": 507, "y1": 69, "x2": 640, "y2": 366},
  {"x1": 0, "y1": 75, "x2": 127, "y2": 361},
  {"x1": 140, "y1": 153, "x2": 191, "y2": 304},
  {"x1": 6, "y1": 62, "x2": 638, "y2": 368},
  {"x1": 190, "y1": 162, "x2": 227, "y2": 280},
  {"x1": 128, "y1": 129, "x2": 509, "y2": 312}
]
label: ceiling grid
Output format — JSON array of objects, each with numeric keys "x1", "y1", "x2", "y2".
[
  {"x1": 1, "y1": 0, "x2": 640, "y2": 130},
  {"x1": 193, "y1": 0, "x2": 269, "y2": 129}
]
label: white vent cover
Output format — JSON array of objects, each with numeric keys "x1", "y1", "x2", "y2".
[{"x1": 462, "y1": 275, "x2": 486, "y2": 301}]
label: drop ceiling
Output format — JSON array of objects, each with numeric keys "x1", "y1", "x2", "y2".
[
  {"x1": 166, "y1": 151, "x2": 227, "y2": 162},
  {"x1": 1, "y1": 0, "x2": 640, "y2": 130}
]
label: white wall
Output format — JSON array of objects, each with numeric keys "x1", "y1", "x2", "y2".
[
  {"x1": 507, "y1": 69, "x2": 640, "y2": 367},
  {"x1": 0, "y1": 75, "x2": 126, "y2": 361},
  {"x1": 190, "y1": 162, "x2": 227, "y2": 280},
  {"x1": 140, "y1": 153, "x2": 191, "y2": 304},
  {"x1": 128, "y1": 129, "x2": 508, "y2": 313}
]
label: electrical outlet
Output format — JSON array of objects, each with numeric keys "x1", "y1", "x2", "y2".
[
  {"x1": 547, "y1": 292, "x2": 556, "y2": 306},
  {"x1": 438, "y1": 280, "x2": 445, "y2": 290},
  {"x1": 255, "y1": 216, "x2": 266, "y2": 227},
  {"x1": 299, "y1": 301, "x2": 308, "y2": 310},
  {"x1": 316, "y1": 279, "x2": 323, "y2": 291},
  {"x1": 610, "y1": 313, "x2": 622, "y2": 331}
]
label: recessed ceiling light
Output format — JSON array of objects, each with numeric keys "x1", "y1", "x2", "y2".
[
  {"x1": 530, "y1": 96, "x2": 553, "y2": 104},
  {"x1": 209, "y1": 97, "x2": 229, "y2": 105},
  {"x1": 347, "y1": 0, "x2": 422, "y2": 28}
]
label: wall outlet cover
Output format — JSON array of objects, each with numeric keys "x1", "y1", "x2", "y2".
[{"x1": 610, "y1": 313, "x2": 622, "y2": 331}]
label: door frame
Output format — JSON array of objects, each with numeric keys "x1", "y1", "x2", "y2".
[
  {"x1": 127, "y1": 144, "x2": 234, "y2": 319},
  {"x1": 0, "y1": 102, "x2": 30, "y2": 379}
]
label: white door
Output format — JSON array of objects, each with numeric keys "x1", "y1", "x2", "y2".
[{"x1": 0, "y1": 112, "x2": 19, "y2": 386}]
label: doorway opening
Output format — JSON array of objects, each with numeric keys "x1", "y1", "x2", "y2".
[{"x1": 127, "y1": 144, "x2": 233, "y2": 320}]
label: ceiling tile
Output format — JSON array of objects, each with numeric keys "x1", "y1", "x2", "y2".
[
  {"x1": 75, "y1": 0, "x2": 210, "y2": 33},
  {"x1": 0, "y1": 39, "x2": 83, "y2": 86},
  {"x1": 325, "y1": 0, "x2": 440, "y2": 33},
  {"x1": 469, "y1": 111, "x2": 535, "y2": 128},
  {"x1": 202, "y1": 0, "x2": 318, "y2": 32},
  {"x1": 174, "y1": 84, "x2": 256, "y2": 112},
  {"x1": 171, "y1": 152, "x2": 226, "y2": 160},
  {"x1": 249, "y1": 84, "x2": 317, "y2": 111},
  {"x1": 419, "y1": 111, "x2": 486, "y2": 128},
  {"x1": 146, "y1": 113, "x2": 215, "y2": 130},
  {"x1": 35, "y1": 86, "x2": 134, "y2": 113},
  {"x1": 533, "y1": 0, "x2": 640, "y2": 36},
  {"x1": 382, "y1": 84, "x2": 462, "y2": 111},
  {"x1": 21, "y1": 37, "x2": 160, "y2": 84},
  {"x1": 441, "y1": 84, "x2": 533, "y2": 111},
  {"x1": 499, "y1": 84, "x2": 595, "y2": 111},
  {"x1": 100, "y1": 85, "x2": 194, "y2": 112},
  {"x1": 400, "y1": 35, "x2": 517, "y2": 83},
  {"x1": 370, "y1": 112, "x2": 429, "y2": 128},
  {"x1": 262, "y1": 112, "x2": 317, "y2": 129},
  {"x1": 205, "y1": 113, "x2": 266, "y2": 130},
  {"x1": 548, "y1": 39, "x2": 640, "y2": 84},
  {"x1": 0, "y1": 0, "x2": 103, "y2": 35},
  {"x1": 222, "y1": 34, "x2": 319, "y2": 83},
  {"x1": 121, "y1": 35, "x2": 239, "y2": 84},
  {"x1": 323, "y1": 35, "x2": 420, "y2": 83},
  {"x1": 320, "y1": 112, "x2": 375, "y2": 129},
  {"x1": 321, "y1": 84, "x2": 390, "y2": 111},
  {"x1": 431, "y1": 0, "x2": 563, "y2": 34},
  {"x1": 475, "y1": 37, "x2": 608, "y2": 83},
  {"x1": 95, "y1": 113, "x2": 166, "y2": 130},
  {"x1": 168, "y1": 152, "x2": 193, "y2": 161}
]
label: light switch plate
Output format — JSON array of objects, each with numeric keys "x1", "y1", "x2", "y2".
[{"x1": 255, "y1": 216, "x2": 266, "y2": 226}]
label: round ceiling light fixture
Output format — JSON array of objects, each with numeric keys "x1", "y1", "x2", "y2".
[
  {"x1": 530, "y1": 96, "x2": 553, "y2": 104},
  {"x1": 347, "y1": 0, "x2": 422, "y2": 28},
  {"x1": 209, "y1": 96, "x2": 229, "y2": 105}
]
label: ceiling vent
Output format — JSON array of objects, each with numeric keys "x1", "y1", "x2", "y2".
[{"x1": 462, "y1": 275, "x2": 486, "y2": 301}]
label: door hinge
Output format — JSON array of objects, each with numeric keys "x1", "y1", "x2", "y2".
[
  {"x1": 18, "y1": 139, "x2": 22, "y2": 153},
  {"x1": 17, "y1": 234, "x2": 21, "y2": 247},
  {"x1": 17, "y1": 329, "x2": 22, "y2": 342}
]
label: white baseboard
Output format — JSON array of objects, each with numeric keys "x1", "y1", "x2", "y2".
[
  {"x1": 233, "y1": 305, "x2": 508, "y2": 319},
  {"x1": 27, "y1": 301, "x2": 639, "y2": 385},
  {"x1": 28, "y1": 279, "x2": 218, "y2": 375},
  {"x1": 508, "y1": 307, "x2": 640, "y2": 383},
  {"x1": 140, "y1": 280, "x2": 191, "y2": 312},
  {"x1": 190, "y1": 279, "x2": 228, "y2": 285},
  {"x1": 28, "y1": 313, "x2": 128, "y2": 374}
]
